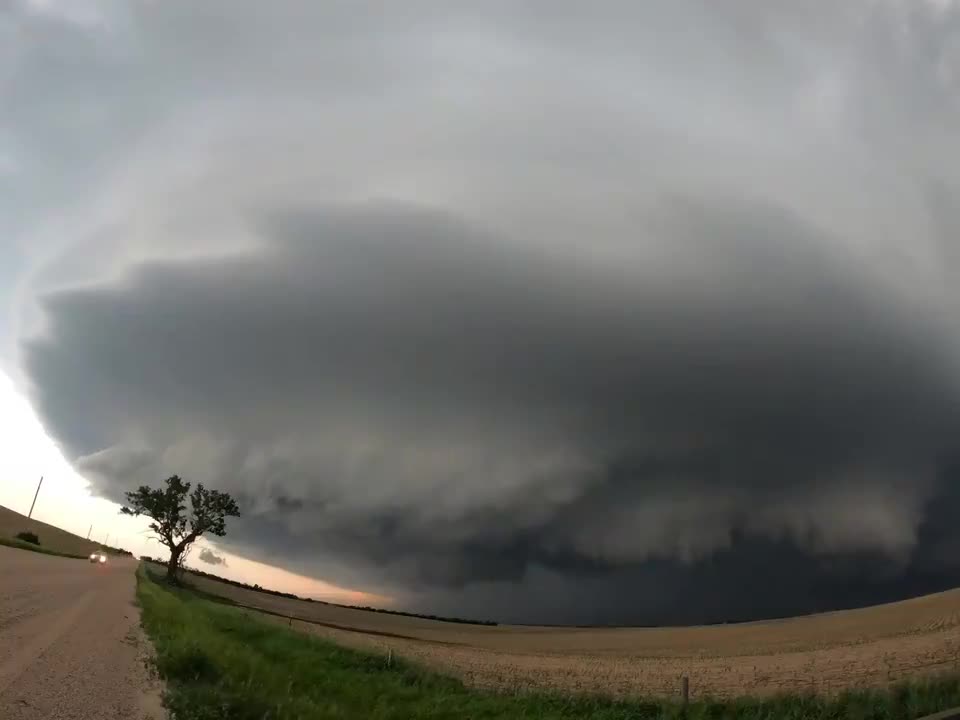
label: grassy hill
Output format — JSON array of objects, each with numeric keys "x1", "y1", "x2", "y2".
[{"x1": 0, "y1": 503, "x2": 102, "y2": 557}]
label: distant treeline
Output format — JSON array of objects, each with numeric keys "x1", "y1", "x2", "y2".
[
  {"x1": 340, "y1": 603, "x2": 498, "y2": 626},
  {"x1": 102, "y1": 545, "x2": 133, "y2": 556},
  {"x1": 140, "y1": 556, "x2": 497, "y2": 626}
]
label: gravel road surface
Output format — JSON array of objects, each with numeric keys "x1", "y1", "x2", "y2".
[{"x1": 0, "y1": 546, "x2": 163, "y2": 719}]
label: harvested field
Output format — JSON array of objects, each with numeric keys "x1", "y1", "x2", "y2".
[
  {"x1": 0, "y1": 504, "x2": 101, "y2": 557},
  {"x1": 177, "y1": 567, "x2": 960, "y2": 700}
]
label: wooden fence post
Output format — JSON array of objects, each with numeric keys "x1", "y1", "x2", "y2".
[{"x1": 682, "y1": 676, "x2": 689, "y2": 706}]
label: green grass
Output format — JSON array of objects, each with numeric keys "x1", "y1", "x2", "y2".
[
  {"x1": 0, "y1": 535, "x2": 88, "y2": 559},
  {"x1": 136, "y1": 565, "x2": 960, "y2": 720}
]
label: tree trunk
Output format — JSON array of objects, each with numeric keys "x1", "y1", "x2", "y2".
[{"x1": 166, "y1": 547, "x2": 182, "y2": 584}]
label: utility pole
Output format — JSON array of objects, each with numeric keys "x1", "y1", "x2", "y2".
[
  {"x1": 27, "y1": 476, "x2": 43, "y2": 519},
  {"x1": 86, "y1": 524, "x2": 92, "y2": 540},
  {"x1": 104, "y1": 533, "x2": 110, "y2": 547}
]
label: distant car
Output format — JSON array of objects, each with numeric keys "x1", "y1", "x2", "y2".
[{"x1": 89, "y1": 552, "x2": 107, "y2": 564}]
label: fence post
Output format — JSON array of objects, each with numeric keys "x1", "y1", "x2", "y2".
[{"x1": 682, "y1": 676, "x2": 689, "y2": 706}]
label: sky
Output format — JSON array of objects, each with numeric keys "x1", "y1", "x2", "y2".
[
  {"x1": 1, "y1": 0, "x2": 960, "y2": 624},
  {"x1": 0, "y1": 372, "x2": 376, "y2": 604}
]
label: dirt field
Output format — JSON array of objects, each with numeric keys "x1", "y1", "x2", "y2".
[
  {"x1": 180, "y1": 568, "x2": 960, "y2": 700},
  {"x1": 0, "y1": 504, "x2": 101, "y2": 557}
]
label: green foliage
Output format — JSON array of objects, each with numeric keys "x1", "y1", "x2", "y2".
[
  {"x1": 15, "y1": 530, "x2": 40, "y2": 544},
  {"x1": 136, "y1": 565, "x2": 960, "y2": 719},
  {"x1": 122, "y1": 475, "x2": 239, "y2": 580}
]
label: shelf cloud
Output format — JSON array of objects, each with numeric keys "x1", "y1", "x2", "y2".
[{"x1": 7, "y1": 0, "x2": 960, "y2": 622}]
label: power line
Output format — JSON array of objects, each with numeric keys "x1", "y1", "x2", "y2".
[{"x1": 27, "y1": 476, "x2": 43, "y2": 518}]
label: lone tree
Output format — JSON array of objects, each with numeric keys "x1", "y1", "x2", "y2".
[{"x1": 121, "y1": 475, "x2": 240, "y2": 583}]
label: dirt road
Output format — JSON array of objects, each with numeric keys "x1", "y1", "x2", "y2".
[{"x1": 0, "y1": 546, "x2": 163, "y2": 719}]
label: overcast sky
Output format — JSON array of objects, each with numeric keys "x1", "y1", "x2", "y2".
[{"x1": 2, "y1": 0, "x2": 960, "y2": 624}]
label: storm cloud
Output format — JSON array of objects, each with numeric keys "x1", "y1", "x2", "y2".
[
  {"x1": 198, "y1": 548, "x2": 227, "y2": 567},
  {"x1": 8, "y1": 0, "x2": 960, "y2": 622},
  {"x1": 24, "y1": 200, "x2": 960, "y2": 620}
]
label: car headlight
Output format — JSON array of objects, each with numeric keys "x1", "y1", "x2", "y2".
[
  {"x1": 99, "y1": 555, "x2": 107, "y2": 563},
  {"x1": 89, "y1": 553, "x2": 97, "y2": 560}
]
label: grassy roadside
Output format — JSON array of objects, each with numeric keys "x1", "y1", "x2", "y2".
[
  {"x1": 136, "y1": 565, "x2": 960, "y2": 720},
  {"x1": 0, "y1": 535, "x2": 88, "y2": 559}
]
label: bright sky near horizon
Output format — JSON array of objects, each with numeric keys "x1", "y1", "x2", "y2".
[{"x1": 0, "y1": 370, "x2": 383, "y2": 605}]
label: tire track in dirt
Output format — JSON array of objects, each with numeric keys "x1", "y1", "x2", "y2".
[{"x1": 0, "y1": 588, "x2": 96, "y2": 694}]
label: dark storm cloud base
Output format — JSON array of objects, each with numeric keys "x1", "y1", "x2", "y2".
[{"x1": 23, "y1": 204, "x2": 960, "y2": 623}]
